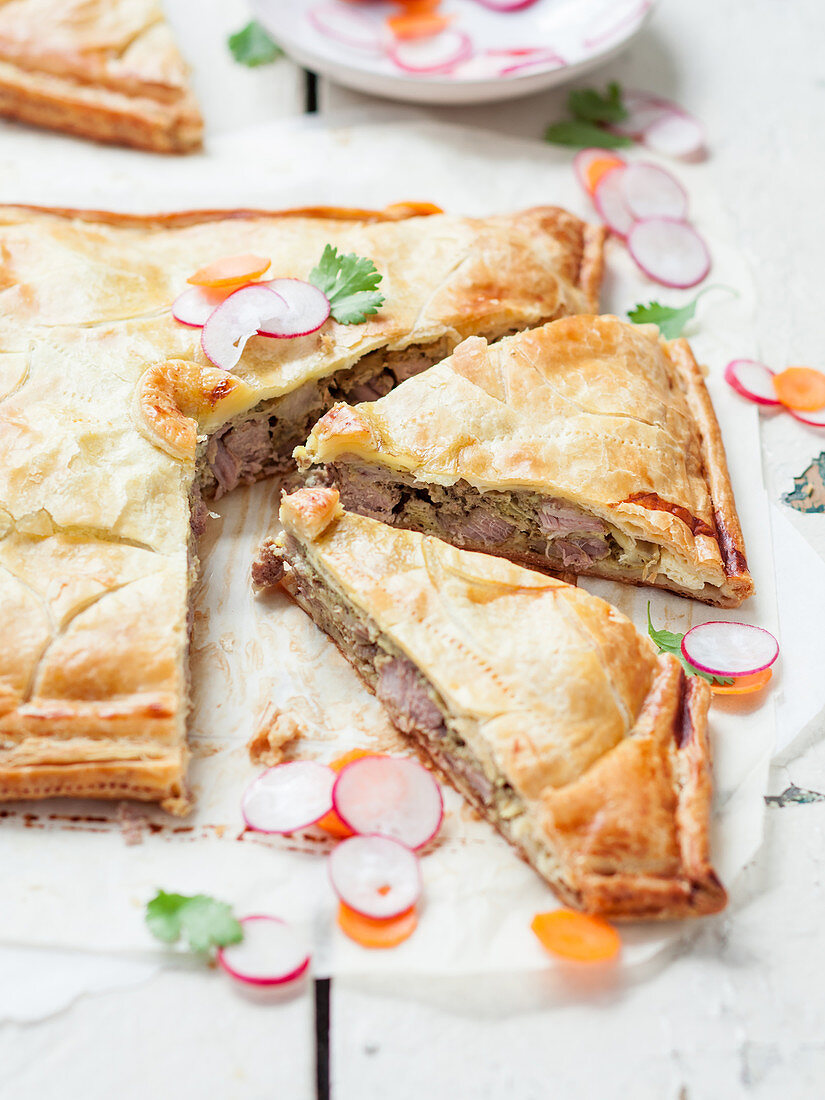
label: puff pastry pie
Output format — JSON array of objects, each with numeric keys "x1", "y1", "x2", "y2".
[
  {"x1": 298, "y1": 315, "x2": 753, "y2": 607},
  {"x1": 0, "y1": 202, "x2": 602, "y2": 810},
  {"x1": 252, "y1": 487, "x2": 727, "y2": 920},
  {"x1": 0, "y1": 0, "x2": 202, "y2": 152}
]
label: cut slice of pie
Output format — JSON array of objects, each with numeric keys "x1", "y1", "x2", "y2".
[
  {"x1": 0, "y1": 201, "x2": 603, "y2": 811},
  {"x1": 0, "y1": 0, "x2": 202, "y2": 152},
  {"x1": 298, "y1": 315, "x2": 753, "y2": 607},
  {"x1": 253, "y1": 487, "x2": 727, "y2": 920}
]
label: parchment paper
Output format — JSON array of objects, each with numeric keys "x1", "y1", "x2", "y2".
[{"x1": 0, "y1": 116, "x2": 799, "y2": 977}]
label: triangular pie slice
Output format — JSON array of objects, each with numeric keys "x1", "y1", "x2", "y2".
[
  {"x1": 0, "y1": 202, "x2": 602, "y2": 811},
  {"x1": 0, "y1": 0, "x2": 202, "y2": 152},
  {"x1": 253, "y1": 487, "x2": 727, "y2": 920},
  {"x1": 298, "y1": 315, "x2": 753, "y2": 607}
]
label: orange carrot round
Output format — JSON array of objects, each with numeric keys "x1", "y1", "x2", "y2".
[
  {"x1": 337, "y1": 902, "x2": 418, "y2": 948},
  {"x1": 711, "y1": 667, "x2": 773, "y2": 696},
  {"x1": 584, "y1": 155, "x2": 625, "y2": 196},
  {"x1": 188, "y1": 253, "x2": 271, "y2": 289},
  {"x1": 773, "y1": 367, "x2": 825, "y2": 412},
  {"x1": 316, "y1": 749, "x2": 384, "y2": 837},
  {"x1": 387, "y1": 11, "x2": 451, "y2": 40},
  {"x1": 531, "y1": 909, "x2": 621, "y2": 963}
]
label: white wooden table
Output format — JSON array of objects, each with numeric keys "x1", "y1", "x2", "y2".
[{"x1": 3, "y1": 1, "x2": 825, "y2": 1096}]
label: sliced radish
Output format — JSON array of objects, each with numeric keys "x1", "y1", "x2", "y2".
[
  {"x1": 308, "y1": 3, "x2": 383, "y2": 54},
  {"x1": 724, "y1": 360, "x2": 780, "y2": 408},
  {"x1": 329, "y1": 835, "x2": 422, "y2": 920},
  {"x1": 621, "y1": 163, "x2": 688, "y2": 221},
  {"x1": 789, "y1": 407, "x2": 825, "y2": 428},
  {"x1": 172, "y1": 286, "x2": 230, "y2": 328},
  {"x1": 472, "y1": 0, "x2": 540, "y2": 10},
  {"x1": 257, "y1": 278, "x2": 331, "y2": 338},
  {"x1": 574, "y1": 147, "x2": 624, "y2": 193},
  {"x1": 609, "y1": 90, "x2": 671, "y2": 138},
  {"x1": 498, "y1": 50, "x2": 565, "y2": 76},
  {"x1": 241, "y1": 761, "x2": 335, "y2": 834},
  {"x1": 628, "y1": 218, "x2": 711, "y2": 288},
  {"x1": 682, "y1": 622, "x2": 779, "y2": 678},
  {"x1": 593, "y1": 165, "x2": 635, "y2": 238},
  {"x1": 217, "y1": 916, "x2": 310, "y2": 987},
  {"x1": 332, "y1": 756, "x2": 443, "y2": 850},
  {"x1": 201, "y1": 283, "x2": 287, "y2": 371},
  {"x1": 643, "y1": 110, "x2": 706, "y2": 160},
  {"x1": 388, "y1": 29, "x2": 472, "y2": 74}
]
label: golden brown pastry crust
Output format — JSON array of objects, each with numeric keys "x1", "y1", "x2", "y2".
[
  {"x1": 265, "y1": 487, "x2": 725, "y2": 919},
  {"x1": 0, "y1": 0, "x2": 202, "y2": 153},
  {"x1": 300, "y1": 315, "x2": 753, "y2": 607},
  {"x1": 0, "y1": 201, "x2": 602, "y2": 810}
]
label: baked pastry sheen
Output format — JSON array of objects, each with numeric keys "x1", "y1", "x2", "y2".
[
  {"x1": 0, "y1": 202, "x2": 602, "y2": 810},
  {"x1": 299, "y1": 316, "x2": 753, "y2": 607},
  {"x1": 253, "y1": 487, "x2": 727, "y2": 920}
]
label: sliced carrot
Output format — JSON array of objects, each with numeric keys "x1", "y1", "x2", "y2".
[
  {"x1": 387, "y1": 11, "x2": 452, "y2": 39},
  {"x1": 337, "y1": 902, "x2": 418, "y2": 948},
  {"x1": 773, "y1": 367, "x2": 825, "y2": 412},
  {"x1": 711, "y1": 667, "x2": 773, "y2": 696},
  {"x1": 316, "y1": 749, "x2": 383, "y2": 837},
  {"x1": 584, "y1": 155, "x2": 625, "y2": 196},
  {"x1": 188, "y1": 253, "x2": 271, "y2": 289},
  {"x1": 531, "y1": 909, "x2": 621, "y2": 963},
  {"x1": 382, "y1": 201, "x2": 444, "y2": 218}
]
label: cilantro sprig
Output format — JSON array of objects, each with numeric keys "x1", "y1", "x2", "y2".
[
  {"x1": 228, "y1": 21, "x2": 283, "y2": 67},
  {"x1": 145, "y1": 890, "x2": 242, "y2": 954},
  {"x1": 627, "y1": 286, "x2": 735, "y2": 339},
  {"x1": 309, "y1": 245, "x2": 385, "y2": 324},
  {"x1": 545, "y1": 81, "x2": 633, "y2": 150},
  {"x1": 647, "y1": 604, "x2": 733, "y2": 686}
]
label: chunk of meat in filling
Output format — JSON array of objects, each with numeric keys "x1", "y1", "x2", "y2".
[{"x1": 376, "y1": 658, "x2": 446, "y2": 737}]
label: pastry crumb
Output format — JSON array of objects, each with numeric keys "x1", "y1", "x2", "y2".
[{"x1": 247, "y1": 707, "x2": 304, "y2": 766}]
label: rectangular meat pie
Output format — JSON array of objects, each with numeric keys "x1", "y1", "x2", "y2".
[
  {"x1": 0, "y1": 202, "x2": 602, "y2": 810},
  {"x1": 253, "y1": 487, "x2": 727, "y2": 920},
  {"x1": 298, "y1": 315, "x2": 753, "y2": 607}
]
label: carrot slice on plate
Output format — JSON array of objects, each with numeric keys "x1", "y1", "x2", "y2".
[
  {"x1": 711, "y1": 667, "x2": 773, "y2": 696},
  {"x1": 531, "y1": 909, "x2": 620, "y2": 963},
  {"x1": 387, "y1": 11, "x2": 451, "y2": 39},
  {"x1": 773, "y1": 367, "x2": 825, "y2": 411},
  {"x1": 316, "y1": 749, "x2": 384, "y2": 837},
  {"x1": 188, "y1": 253, "x2": 271, "y2": 288},
  {"x1": 584, "y1": 155, "x2": 625, "y2": 196},
  {"x1": 337, "y1": 902, "x2": 418, "y2": 948}
]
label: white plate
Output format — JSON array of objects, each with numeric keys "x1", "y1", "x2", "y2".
[{"x1": 251, "y1": 0, "x2": 657, "y2": 105}]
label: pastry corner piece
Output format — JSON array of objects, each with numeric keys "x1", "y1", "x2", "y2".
[
  {"x1": 0, "y1": 0, "x2": 203, "y2": 152},
  {"x1": 298, "y1": 315, "x2": 754, "y2": 608},
  {"x1": 253, "y1": 487, "x2": 727, "y2": 920}
]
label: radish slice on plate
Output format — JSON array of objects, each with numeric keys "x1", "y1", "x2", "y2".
[
  {"x1": 257, "y1": 278, "x2": 330, "y2": 338},
  {"x1": 473, "y1": 0, "x2": 540, "y2": 10},
  {"x1": 593, "y1": 165, "x2": 635, "y2": 238},
  {"x1": 682, "y1": 622, "x2": 779, "y2": 678},
  {"x1": 628, "y1": 218, "x2": 711, "y2": 288},
  {"x1": 621, "y1": 163, "x2": 688, "y2": 221},
  {"x1": 309, "y1": 3, "x2": 383, "y2": 54},
  {"x1": 217, "y1": 916, "x2": 310, "y2": 987},
  {"x1": 789, "y1": 407, "x2": 825, "y2": 428},
  {"x1": 172, "y1": 286, "x2": 231, "y2": 328},
  {"x1": 388, "y1": 29, "x2": 472, "y2": 74},
  {"x1": 498, "y1": 49, "x2": 565, "y2": 76},
  {"x1": 332, "y1": 756, "x2": 443, "y2": 850},
  {"x1": 643, "y1": 110, "x2": 705, "y2": 160},
  {"x1": 201, "y1": 284, "x2": 287, "y2": 371},
  {"x1": 329, "y1": 835, "x2": 422, "y2": 919},
  {"x1": 724, "y1": 360, "x2": 781, "y2": 407},
  {"x1": 242, "y1": 761, "x2": 336, "y2": 834}
]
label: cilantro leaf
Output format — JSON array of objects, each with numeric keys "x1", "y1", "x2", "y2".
[
  {"x1": 145, "y1": 890, "x2": 242, "y2": 954},
  {"x1": 309, "y1": 244, "x2": 385, "y2": 324},
  {"x1": 646, "y1": 604, "x2": 733, "y2": 686},
  {"x1": 228, "y1": 21, "x2": 283, "y2": 67},
  {"x1": 628, "y1": 298, "x2": 700, "y2": 340},
  {"x1": 568, "y1": 81, "x2": 628, "y2": 125},
  {"x1": 544, "y1": 121, "x2": 632, "y2": 150}
]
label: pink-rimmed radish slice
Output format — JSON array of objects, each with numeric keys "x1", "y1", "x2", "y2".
[
  {"x1": 172, "y1": 286, "x2": 230, "y2": 328},
  {"x1": 329, "y1": 835, "x2": 422, "y2": 920},
  {"x1": 789, "y1": 407, "x2": 825, "y2": 428},
  {"x1": 388, "y1": 29, "x2": 472, "y2": 75},
  {"x1": 308, "y1": 3, "x2": 383, "y2": 54},
  {"x1": 724, "y1": 360, "x2": 781, "y2": 408},
  {"x1": 643, "y1": 110, "x2": 705, "y2": 160},
  {"x1": 332, "y1": 756, "x2": 443, "y2": 850},
  {"x1": 609, "y1": 90, "x2": 671, "y2": 138},
  {"x1": 241, "y1": 761, "x2": 335, "y2": 834},
  {"x1": 574, "y1": 147, "x2": 624, "y2": 193},
  {"x1": 498, "y1": 49, "x2": 565, "y2": 76},
  {"x1": 682, "y1": 622, "x2": 779, "y2": 678},
  {"x1": 201, "y1": 284, "x2": 287, "y2": 371},
  {"x1": 593, "y1": 165, "x2": 635, "y2": 238},
  {"x1": 217, "y1": 916, "x2": 310, "y2": 987},
  {"x1": 472, "y1": 0, "x2": 540, "y2": 10},
  {"x1": 621, "y1": 162, "x2": 688, "y2": 221},
  {"x1": 628, "y1": 218, "x2": 711, "y2": 288},
  {"x1": 257, "y1": 278, "x2": 330, "y2": 338}
]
